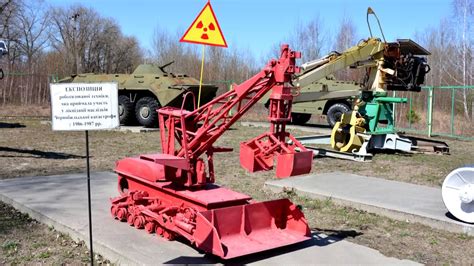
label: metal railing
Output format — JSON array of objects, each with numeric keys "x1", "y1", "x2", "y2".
[{"x1": 393, "y1": 86, "x2": 474, "y2": 140}]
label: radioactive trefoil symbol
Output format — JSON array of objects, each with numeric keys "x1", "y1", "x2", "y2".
[{"x1": 196, "y1": 21, "x2": 216, "y2": 40}]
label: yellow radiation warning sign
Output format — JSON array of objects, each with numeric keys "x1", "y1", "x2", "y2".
[{"x1": 180, "y1": 2, "x2": 227, "y2": 47}]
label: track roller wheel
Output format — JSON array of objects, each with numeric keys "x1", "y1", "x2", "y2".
[
  {"x1": 110, "y1": 205, "x2": 118, "y2": 218},
  {"x1": 145, "y1": 222, "x2": 156, "y2": 234},
  {"x1": 127, "y1": 214, "x2": 135, "y2": 226},
  {"x1": 134, "y1": 215, "x2": 146, "y2": 229},
  {"x1": 163, "y1": 230, "x2": 175, "y2": 241},
  {"x1": 116, "y1": 208, "x2": 128, "y2": 222},
  {"x1": 156, "y1": 226, "x2": 164, "y2": 237}
]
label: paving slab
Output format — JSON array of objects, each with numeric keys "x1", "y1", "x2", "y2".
[
  {"x1": 241, "y1": 121, "x2": 332, "y2": 135},
  {"x1": 38, "y1": 122, "x2": 158, "y2": 133},
  {"x1": 115, "y1": 126, "x2": 159, "y2": 133},
  {"x1": 265, "y1": 172, "x2": 474, "y2": 236},
  {"x1": 0, "y1": 172, "x2": 417, "y2": 265}
]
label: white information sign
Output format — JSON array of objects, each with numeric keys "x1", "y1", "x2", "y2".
[{"x1": 50, "y1": 83, "x2": 119, "y2": 131}]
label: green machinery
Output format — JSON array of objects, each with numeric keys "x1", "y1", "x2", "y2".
[
  {"x1": 328, "y1": 41, "x2": 443, "y2": 154},
  {"x1": 358, "y1": 92, "x2": 407, "y2": 134},
  {"x1": 326, "y1": 8, "x2": 447, "y2": 155},
  {"x1": 282, "y1": 8, "x2": 449, "y2": 160},
  {"x1": 292, "y1": 34, "x2": 430, "y2": 133},
  {"x1": 331, "y1": 92, "x2": 412, "y2": 154},
  {"x1": 291, "y1": 37, "x2": 431, "y2": 152},
  {"x1": 288, "y1": 8, "x2": 443, "y2": 155}
]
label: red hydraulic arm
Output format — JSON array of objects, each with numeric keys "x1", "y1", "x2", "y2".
[
  {"x1": 111, "y1": 45, "x2": 312, "y2": 259},
  {"x1": 153, "y1": 45, "x2": 312, "y2": 188}
]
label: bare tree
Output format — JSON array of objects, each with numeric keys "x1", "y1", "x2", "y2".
[
  {"x1": 14, "y1": 0, "x2": 50, "y2": 104},
  {"x1": 0, "y1": 0, "x2": 17, "y2": 37},
  {"x1": 15, "y1": 0, "x2": 49, "y2": 63},
  {"x1": 290, "y1": 16, "x2": 327, "y2": 62},
  {"x1": 452, "y1": 0, "x2": 473, "y2": 120},
  {"x1": 50, "y1": 4, "x2": 143, "y2": 75},
  {"x1": 151, "y1": 27, "x2": 201, "y2": 77},
  {"x1": 50, "y1": 5, "x2": 84, "y2": 74},
  {"x1": 268, "y1": 16, "x2": 328, "y2": 62},
  {"x1": 333, "y1": 16, "x2": 358, "y2": 81},
  {"x1": 111, "y1": 36, "x2": 143, "y2": 73}
]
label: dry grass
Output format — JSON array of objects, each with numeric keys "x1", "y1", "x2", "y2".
[
  {"x1": 396, "y1": 102, "x2": 474, "y2": 137},
  {"x1": 0, "y1": 118, "x2": 473, "y2": 264},
  {"x1": 0, "y1": 105, "x2": 51, "y2": 117},
  {"x1": 0, "y1": 201, "x2": 109, "y2": 264}
]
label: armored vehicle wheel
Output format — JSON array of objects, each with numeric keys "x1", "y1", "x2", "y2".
[
  {"x1": 135, "y1": 97, "x2": 160, "y2": 127},
  {"x1": 327, "y1": 103, "x2": 350, "y2": 127},
  {"x1": 291, "y1": 113, "x2": 312, "y2": 125},
  {"x1": 118, "y1": 95, "x2": 135, "y2": 125}
]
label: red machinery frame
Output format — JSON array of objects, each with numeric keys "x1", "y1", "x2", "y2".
[{"x1": 111, "y1": 45, "x2": 312, "y2": 259}]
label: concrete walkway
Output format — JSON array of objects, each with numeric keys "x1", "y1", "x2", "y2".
[
  {"x1": 0, "y1": 172, "x2": 416, "y2": 265},
  {"x1": 240, "y1": 121, "x2": 332, "y2": 135},
  {"x1": 265, "y1": 172, "x2": 474, "y2": 236},
  {"x1": 115, "y1": 126, "x2": 159, "y2": 133}
]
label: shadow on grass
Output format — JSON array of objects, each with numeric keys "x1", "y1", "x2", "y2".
[
  {"x1": 163, "y1": 229, "x2": 363, "y2": 264},
  {"x1": 0, "y1": 122, "x2": 26, "y2": 128},
  {"x1": 312, "y1": 227, "x2": 363, "y2": 239},
  {"x1": 0, "y1": 147, "x2": 86, "y2": 159}
]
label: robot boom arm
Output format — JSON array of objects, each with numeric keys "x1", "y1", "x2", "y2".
[{"x1": 156, "y1": 45, "x2": 302, "y2": 187}]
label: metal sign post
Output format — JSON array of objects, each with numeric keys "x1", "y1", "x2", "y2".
[
  {"x1": 85, "y1": 130, "x2": 93, "y2": 264},
  {"x1": 50, "y1": 83, "x2": 119, "y2": 265}
]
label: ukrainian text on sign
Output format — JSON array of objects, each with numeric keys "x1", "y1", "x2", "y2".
[{"x1": 50, "y1": 83, "x2": 119, "y2": 131}]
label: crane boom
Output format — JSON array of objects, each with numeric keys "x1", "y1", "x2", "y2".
[
  {"x1": 295, "y1": 38, "x2": 429, "y2": 93},
  {"x1": 296, "y1": 38, "x2": 385, "y2": 89},
  {"x1": 154, "y1": 44, "x2": 311, "y2": 187}
]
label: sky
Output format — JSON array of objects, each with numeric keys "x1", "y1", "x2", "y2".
[{"x1": 45, "y1": 0, "x2": 453, "y2": 59}]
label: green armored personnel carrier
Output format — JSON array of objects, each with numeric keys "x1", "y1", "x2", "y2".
[{"x1": 58, "y1": 63, "x2": 218, "y2": 127}]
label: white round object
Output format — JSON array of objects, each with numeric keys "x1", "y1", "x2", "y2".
[{"x1": 442, "y1": 166, "x2": 474, "y2": 223}]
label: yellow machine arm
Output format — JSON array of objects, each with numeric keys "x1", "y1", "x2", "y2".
[
  {"x1": 296, "y1": 38, "x2": 385, "y2": 89},
  {"x1": 296, "y1": 37, "x2": 430, "y2": 95}
]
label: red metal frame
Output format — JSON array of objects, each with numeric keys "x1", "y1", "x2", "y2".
[
  {"x1": 111, "y1": 45, "x2": 311, "y2": 259},
  {"x1": 240, "y1": 79, "x2": 313, "y2": 178},
  {"x1": 154, "y1": 44, "x2": 311, "y2": 187}
]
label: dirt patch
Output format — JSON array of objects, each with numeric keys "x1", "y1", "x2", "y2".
[
  {"x1": 0, "y1": 201, "x2": 108, "y2": 264},
  {"x1": 312, "y1": 137, "x2": 473, "y2": 187},
  {"x1": 0, "y1": 118, "x2": 473, "y2": 263},
  {"x1": 0, "y1": 104, "x2": 51, "y2": 117}
]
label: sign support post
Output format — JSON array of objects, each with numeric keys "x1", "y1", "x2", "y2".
[
  {"x1": 197, "y1": 45, "x2": 206, "y2": 108},
  {"x1": 50, "y1": 82, "x2": 119, "y2": 265},
  {"x1": 85, "y1": 130, "x2": 93, "y2": 265}
]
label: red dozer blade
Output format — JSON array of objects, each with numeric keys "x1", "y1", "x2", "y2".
[{"x1": 193, "y1": 198, "x2": 311, "y2": 259}]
